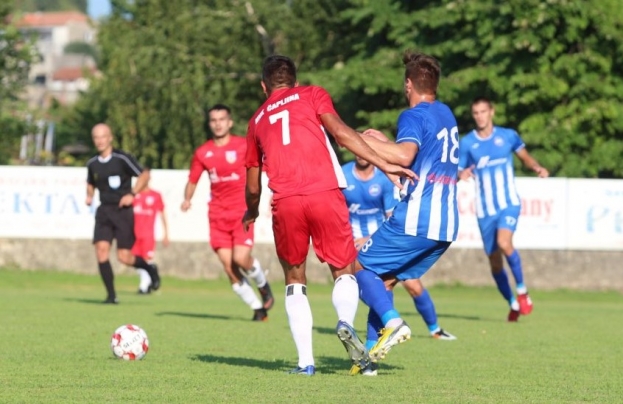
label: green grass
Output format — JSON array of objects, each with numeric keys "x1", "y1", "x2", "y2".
[{"x1": 1, "y1": 268, "x2": 622, "y2": 403}]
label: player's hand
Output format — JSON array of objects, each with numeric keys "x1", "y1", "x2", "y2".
[
  {"x1": 354, "y1": 237, "x2": 370, "y2": 251},
  {"x1": 85, "y1": 195, "x2": 92, "y2": 206},
  {"x1": 162, "y1": 235, "x2": 170, "y2": 248},
  {"x1": 535, "y1": 166, "x2": 549, "y2": 178},
  {"x1": 362, "y1": 129, "x2": 389, "y2": 143},
  {"x1": 242, "y1": 210, "x2": 259, "y2": 232},
  {"x1": 381, "y1": 163, "x2": 418, "y2": 190},
  {"x1": 119, "y1": 194, "x2": 134, "y2": 207},
  {"x1": 458, "y1": 165, "x2": 475, "y2": 181},
  {"x1": 180, "y1": 200, "x2": 191, "y2": 212}
]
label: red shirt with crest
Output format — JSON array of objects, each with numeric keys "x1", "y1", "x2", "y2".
[
  {"x1": 188, "y1": 135, "x2": 247, "y2": 219},
  {"x1": 133, "y1": 189, "x2": 164, "y2": 239}
]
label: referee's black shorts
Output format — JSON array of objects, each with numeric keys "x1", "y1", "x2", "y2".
[{"x1": 93, "y1": 205, "x2": 135, "y2": 249}]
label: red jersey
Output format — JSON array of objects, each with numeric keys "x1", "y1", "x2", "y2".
[
  {"x1": 133, "y1": 189, "x2": 164, "y2": 239},
  {"x1": 246, "y1": 85, "x2": 347, "y2": 200},
  {"x1": 188, "y1": 135, "x2": 247, "y2": 218}
]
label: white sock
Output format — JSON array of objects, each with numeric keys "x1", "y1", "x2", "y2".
[
  {"x1": 137, "y1": 269, "x2": 151, "y2": 292},
  {"x1": 332, "y1": 274, "x2": 359, "y2": 325},
  {"x1": 285, "y1": 284, "x2": 314, "y2": 368},
  {"x1": 232, "y1": 279, "x2": 263, "y2": 310},
  {"x1": 246, "y1": 258, "x2": 267, "y2": 288}
]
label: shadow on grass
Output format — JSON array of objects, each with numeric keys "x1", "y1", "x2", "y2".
[
  {"x1": 191, "y1": 353, "x2": 401, "y2": 375},
  {"x1": 191, "y1": 354, "x2": 291, "y2": 372},
  {"x1": 63, "y1": 298, "x2": 108, "y2": 305},
  {"x1": 313, "y1": 326, "x2": 337, "y2": 335},
  {"x1": 156, "y1": 311, "x2": 244, "y2": 321}
]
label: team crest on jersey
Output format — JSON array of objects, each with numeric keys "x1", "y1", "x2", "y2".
[
  {"x1": 146, "y1": 196, "x2": 154, "y2": 205},
  {"x1": 225, "y1": 151, "x2": 237, "y2": 164},
  {"x1": 494, "y1": 137, "x2": 504, "y2": 146},
  {"x1": 108, "y1": 175, "x2": 121, "y2": 189},
  {"x1": 368, "y1": 184, "x2": 381, "y2": 197}
]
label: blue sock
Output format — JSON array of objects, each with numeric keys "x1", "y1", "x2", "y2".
[
  {"x1": 356, "y1": 269, "x2": 400, "y2": 325},
  {"x1": 414, "y1": 289, "x2": 439, "y2": 332},
  {"x1": 492, "y1": 269, "x2": 515, "y2": 305},
  {"x1": 366, "y1": 308, "x2": 382, "y2": 349},
  {"x1": 506, "y1": 250, "x2": 524, "y2": 287}
]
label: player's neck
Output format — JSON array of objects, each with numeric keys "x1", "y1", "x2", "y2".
[
  {"x1": 476, "y1": 124, "x2": 494, "y2": 139},
  {"x1": 213, "y1": 133, "x2": 231, "y2": 147},
  {"x1": 409, "y1": 93, "x2": 435, "y2": 108},
  {"x1": 354, "y1": 166, "x2": 374, "y2": 180},
  {"x1": 99, "y1": 147, "x2": 113, "y2": 158}
]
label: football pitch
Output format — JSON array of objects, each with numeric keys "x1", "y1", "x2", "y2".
[{"x1": 1, "y1": 268, "x2": 621, "y2": 403}]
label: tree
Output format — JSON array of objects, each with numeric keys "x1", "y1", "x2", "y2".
[
  {"x1": 0, "y1": 2, "x2": 36, "y2": 164},
  {"x1": 59, "y1": 0, "x2": 353, "y2": 168},
  {"x1": 13, "y1": 0, "x2": 88, "y2": 13},
  {"x1": 314, "y1": 0, "x2": 623, "y2": 178}
]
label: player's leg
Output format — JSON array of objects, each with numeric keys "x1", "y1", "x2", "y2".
[
  {"x1": 93, "y1": 206, "x2": 116, "y2": 303},
  {"x1": 115, "y1": 207, "x2": 161, "y2": 290},
  {"x1": 402, "y1": 279, "x2": 456, "y2": 340},
  {"x1": 355, "y1": 229, "x2": 413, "y2": 362},
  {"x1": 231, "y1": 223, "x2": 274, "y2": 310},
  {"x1": 488, "y1": 249, "x2": 520, "y2": 321},
  {"x1": 497, "y1": 207, "x2": 532, "y2": 315},
  {"x1": 307, "y1": 190, "x2": 368, "y2": 370},
  {"x1": 214, "y1": 246, "x2": 265, "y2": 320},
  {"x1": 272, "y1": 195, "x2": 314, "y2": 375},
  {"x1": 132, "y1": 238, "x2": 153, "y2": 294},
  {"x1": 479, "y1": 216, "x2": 518, "y2": 320}
]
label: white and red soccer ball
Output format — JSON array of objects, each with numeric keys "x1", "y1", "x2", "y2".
[{"x1": 110, "y1": 324, "x2": 149, "y2": 360}]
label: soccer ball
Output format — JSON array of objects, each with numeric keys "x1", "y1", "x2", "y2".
[{"x1": 110, "y1": 324, "x2": 149, "y2": 360}]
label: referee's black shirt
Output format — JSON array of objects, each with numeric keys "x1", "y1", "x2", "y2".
[{"x1": 87, "y1": 149, "x2": 144, "y2": 205}]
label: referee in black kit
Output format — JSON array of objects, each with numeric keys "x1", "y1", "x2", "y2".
[{"x1": 86, "y1": 123, "x2": 161, "y2": 304}]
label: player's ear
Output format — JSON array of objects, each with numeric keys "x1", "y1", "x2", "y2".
[
  {"x1": 294, "y1": 81, "x2": 300, "y2": 87},
  {"x1": 260, "y1": 81, "x2": 268, "y2": 96}
]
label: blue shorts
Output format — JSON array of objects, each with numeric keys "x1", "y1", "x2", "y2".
[
  {"x1": 477, "y1": 206, "x2": 521, "y2": 255},
  {"x1": 357, "y1": 223, "x2": 451, "y2": 281}
]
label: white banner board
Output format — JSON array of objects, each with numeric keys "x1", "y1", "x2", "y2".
[{"x1": 0, "y1": 166, "x2": 621, "y2": 251}]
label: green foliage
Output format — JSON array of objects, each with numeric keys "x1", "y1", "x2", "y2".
[
  {"x1": 13, "y1": 0, "x2": 87, "y2": 13},
  {"x1": 57, "y1": 0, "x2": 623, "y2": 177},
  {"x1": 59, "y1": 0, "x2": 353, "y2": 168},
  {"x1": 0, "y1": 2, "x2": 37, "y2": 164},
  {"x1": 317, "y1": 0, "x2": 623, "y2": 178},
  {"x1": 64, "y1": 41, "x2": 99, "y2": 64}
]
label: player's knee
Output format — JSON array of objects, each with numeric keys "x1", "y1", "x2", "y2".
[
  {"x1": 232, "y1": 253, "x2": 251, "y2": 270},
  {"x1": 116, "y1": 250, "x2": 133, "y2": 265}
]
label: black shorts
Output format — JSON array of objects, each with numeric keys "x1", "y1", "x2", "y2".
[{"x1": 93, "y1": 205, "x2": 135, "y2": 249}]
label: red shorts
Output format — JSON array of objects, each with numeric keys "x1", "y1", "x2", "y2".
[
  {"x1": 272, "y1": 189, "x2": 356, "y2": 268},
  {"x1": 209, "y1": 215, "x2": 255, "y2": 251},
  {"x1": 131, "y1": 237, "x2": 155, "y2": 260}
]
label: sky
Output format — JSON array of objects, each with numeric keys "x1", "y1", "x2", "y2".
[{"x1": 87, "y1": 0, "x2": 112, "y2": 19}]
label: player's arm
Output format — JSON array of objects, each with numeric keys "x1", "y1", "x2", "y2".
[
  {"x1": 360, "y1": 131, "x2": 418, "y2": 167},
  {"x1": 132, "y1": 170, "x2": 150, "y2": 195},
  {"x1": 86, "y1": 183, "x2": 95, "y2": 206},
  {"x1": 320, "y1": 113, "x2": 416, "y2": 186},
  {"x1": 243, "y1": 122, "x2": 262, "y2": 231},
  {"x1": 457, "y1": 139, "x2": 475, "y2": 181},
  {"x1": 181, "y1": 152, "x2": 203, "y2": 211},
  {"x1": 516, "y1": 148, "x2": 549, "y2": 178},
  {"x1": 159, "y1": 209, "x2": 170, "y2": 247}
]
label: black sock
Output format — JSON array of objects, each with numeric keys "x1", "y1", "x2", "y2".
[
  {"x1": 133, "y1": 256, "x2": 152, "y2": 271},
  {"x1": 98, "y1": 261, "x2": 115, "y2": 298}
]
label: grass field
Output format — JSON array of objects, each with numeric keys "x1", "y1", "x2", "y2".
[{"x1": 1, "y1": 268, "x2": 622, "y2": 403}]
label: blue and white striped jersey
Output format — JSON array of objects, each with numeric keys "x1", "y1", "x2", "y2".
[
  {"x1": 458, "y1": 127, "x2": 524, "y2": 219},
  {"x1": 341, "y1": 162, "x2": 398, "y2": 238},
  {"x1": 387, "y1": 101, "x2": 460, "y2": 242}
]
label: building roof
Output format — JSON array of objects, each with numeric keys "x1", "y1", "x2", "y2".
[
  {"x1": 52, "y1": 66, "x2": 97, "y2": 81},
  {"x1": 15, "y1": 11, "x2": 89, "y2": 28}
]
